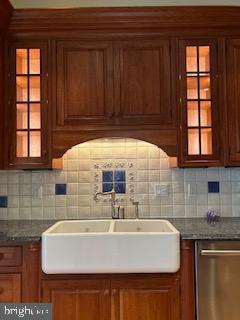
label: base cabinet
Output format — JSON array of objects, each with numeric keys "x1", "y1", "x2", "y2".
[
  {"x1": 111, "y1": 276, "x2": 180, "y2": 320},
  {"x1": 0, "y1": 274, "x2": 21, "y2": 302},
  {"x1": 41, "y1": 275, "x2": 180, "y2": 320},
  {"x1": 42, "y1": 279, "x2": 111, "y2": 320}
]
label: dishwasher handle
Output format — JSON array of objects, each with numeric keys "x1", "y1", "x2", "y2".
[{"x1": 201, "y1": 249, "x2": 240, "y2": 256}]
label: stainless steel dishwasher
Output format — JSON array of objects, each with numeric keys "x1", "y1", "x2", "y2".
[{"x1": 196, "y1": 241, "x2": 240, "y2": 320}]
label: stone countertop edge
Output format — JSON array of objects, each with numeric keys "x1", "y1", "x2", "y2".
[{"x1": 1, "y1": 218, "x2": 240, "y2": 242}]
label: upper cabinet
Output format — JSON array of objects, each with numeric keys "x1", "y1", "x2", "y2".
[
  {"x1": 178, "y1": 39, "x2": 221, "y2": 167},
  {"x1": 6, "y1": 42, "x2": 50, "y2": 169},
  {"x1": 226, "y1": 39, "x2": 240, "y2": 166},
  {"x1": 54, "y1": 39, "x2": 174, "y2": 129},
  {"x1": 55, "y1": 40, "x2": 114, "y2": 128},
  {"x1": 0, "y1": 0, "x2": 13, "y2": 169},
  {"x1": 114, "y1": 40, "x2": 173, "y2": 126},
  {"x1": 5, "y1": 7, "x2": 240, "y2": 168}
]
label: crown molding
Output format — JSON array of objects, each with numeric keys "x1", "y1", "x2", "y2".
[{"x1": 8, "y1": 6, "x2": 240, "y2": 33}]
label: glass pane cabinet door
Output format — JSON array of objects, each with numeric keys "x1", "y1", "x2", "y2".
[
  {"x1": 9, "y1": 43, "x2": 48, "y2": 168},
  {"x1": 16, "y1": 48, "x2": 41, "y2": 158},
  {"x1": 179, "y1": 40, "x2": 220, "y2": 166}
]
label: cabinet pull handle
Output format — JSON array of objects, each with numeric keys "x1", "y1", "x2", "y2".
[
  {"x1": 201, "y1": 249, "x2": 240, "y2": 256},
  {"x1": 103, "y1": 289, "x2": 109, "y2": 296},
  {"x1": 112, "y1": 289, "x2": 117, "y2": 296},
  {"x1": 42, "y1": 150, "x2": 48, "y2": 156}
]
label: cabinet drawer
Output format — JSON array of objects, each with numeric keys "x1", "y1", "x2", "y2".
[
  {"x1": 0, "y1": 274, "x2": 21, "y2": 302},
  {"x1": 0, "y1": 247, "x2": 22, "y2": 267}
]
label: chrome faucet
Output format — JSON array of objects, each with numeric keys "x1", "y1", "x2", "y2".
[{"x1": 94, "y1": 189, "x2": 121, "y2": 219}]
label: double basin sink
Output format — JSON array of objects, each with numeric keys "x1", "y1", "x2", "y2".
[{"x1": 42, "y1": 219, "x2": 180, "y2": 274}]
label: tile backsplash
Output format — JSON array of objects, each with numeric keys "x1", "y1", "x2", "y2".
[{"x1": 0, "y1": 137, "x2": 240, "y2": 220}]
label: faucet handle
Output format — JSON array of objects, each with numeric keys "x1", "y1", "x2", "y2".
[
  {"x1": 112, "y1": 205, "x2": 121, "y2": 219},
  {"x1": 130, "y1": 200, "x2": 139, "y2": 219},
  {"x1": 119, "y1": 206, "x2": 125, "y2": 219}
]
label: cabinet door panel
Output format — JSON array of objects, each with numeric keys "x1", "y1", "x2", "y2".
[
  {"x1": 114, "y1": 40, "x2": 173, "y2": 126},
  {"x1": 7, "y1": 42, "x2": 50, "y2": 169},
  {"x1": 178, "y1": 39, "x2": 221, "y2": 167},
  {"x1": 0, "y1": 274, "x2": 21, "y2": 302},
  {"x1": 226, "y1": 39, "x2": 240, "y2": 164},
  {"x1": 42, "y1": 280, "x2": 110, "y2": 320},
  {"x1": 56, "y1": 41, "x2": 113, "y2": 127},
  {"x1": 112, "y1": 276, "x2": 180, "y2": 320}
]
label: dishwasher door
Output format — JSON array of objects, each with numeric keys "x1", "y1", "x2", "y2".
[{"x1": 196, "y1": 241, "x2": 240, "y2": 320}]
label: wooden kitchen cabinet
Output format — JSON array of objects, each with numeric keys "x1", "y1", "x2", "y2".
[
  {"x1": 41, "y1": 274, "x2": 180, "y2": 320},
  {"x1": 111, "y1": 275, "x2": 180, "y2": 320},
  {"x1": 226, "y1": 39, "x2": 240, "y2": 165},
  {"x1": 42, "y1": 279, "x2": 111, "y2": 320},
  {"x1": 0, "y1": 0, "x2": 12, "y2": 169},
  {"x1": 0, "y1": 274, "x2": 21, "y2": 302},
  {"x1": 178, "y1": 39, "x2": 221, "y2": 167},
  {"x1": 0, "y1": 243, "x2": 40, "y2": 303},
  {"x1": 55, "y1": 40, "x2": 114, "y2": 129},
  {"x1": 114, "y1": 39, "x2": 173, "y2": 126},
  {"x1": 4, "y1": 6, "x2": 240, "y2": 167},
  {"x1": 54, "y1": 39, "x2": 174, "y2": 129},
  {"x1": 6, "y1": 41, "x2": 51, "y2": 169},
  {"x1": 0, "y1": 37, "x2": 5, "y2": 169}
]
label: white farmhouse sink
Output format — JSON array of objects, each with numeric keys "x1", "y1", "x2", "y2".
[{"x1": 42, "y1": 220, "x2": 180, "y2": 274}]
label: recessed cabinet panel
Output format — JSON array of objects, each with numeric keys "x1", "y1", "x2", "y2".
[
  {"x1": 0, "y1": 274, "x2": 21, "y2": 303},
  {"x1": 42, "y1": 280, "x2": 110, "y2": 320},
  {"x1": 226, "y1": 39, "x2": 240, "y2": 164},
  {"x1": 114, "y1": 40, "x2": 173, "y2": 126},
  {"x1": 112, "y1": 277, "x2": 180, "y2": 320},
  {"x1": 56, "y1": 41, "x2": 114, "y2": 127}
]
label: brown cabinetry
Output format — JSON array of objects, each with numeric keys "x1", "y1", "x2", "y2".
[
  {"x1": 5, "y1": 7, "x2": 240, "y2": 167},
  {"x1": 114, "y1": 40, "x2": 173, "y2": 126},
  {"x1": 56, "y1": 40, "x2": 114, "y2": 128},
  {"x1": 178, "y1": 39, "x2": 221, "y2": 167},
  {"x1": 6, "y1": 41, "x2": 50, "y2": 169},
  {"x1": 226, "y1": 39, "x2": 240, "y2": 165},
  {"x1": 42, "y1": 279, "x2": 111, "y2": 320},
  {"x1": 41, "y1": 275, "x2": 180, "y2": 320},
  {"x1": 0, "y1": 243, "x2": 40, "y2": 303},
  {"x1": 54, "y1": 39, "x2": 174, "y2": 130},
  {"x1": 0, "y1": 274, "x2": 21, "y2": 302},
  {"x1": 111, "y1": 276, "x2": 180, "y2": 320}
]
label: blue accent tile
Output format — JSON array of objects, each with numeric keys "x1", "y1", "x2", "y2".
[
  {"x1": 0, "y1": 196, "x2": 8, "y2": 208},
  {"x1": 114, "y1": 183, "x2": 126, "y2": 194},
  {"x1": 114, "y1": 170, "x2": 126, "y2": 182},
  {"x1": 103, "y1": 183, "x2": 113, "y2": 193},
  {"x1": 55, "y1": 184, "x2": 67, "y2": 195},
  {"x1": 103, "y1": 171, "x2": 113, "y2": 182},
  {"x1": 208, "y1": 181, "x2": 220, "y2": 193}
]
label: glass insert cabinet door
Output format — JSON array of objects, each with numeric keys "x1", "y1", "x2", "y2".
[
  {"x1": 179, "y1": 40, "x2": 220, "y2": 165},
  {"x1": 8, "y1": 43, "x2": 49, "y2": 167}
]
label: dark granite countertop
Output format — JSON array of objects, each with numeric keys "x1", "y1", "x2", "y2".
[{"x1": 1, "y1": 218, "x2": 240, "y2": 242}]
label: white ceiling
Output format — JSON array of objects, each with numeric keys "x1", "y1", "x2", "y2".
[{"x1": 9, "y1": 0, "x2": 240, "y2": 9}]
